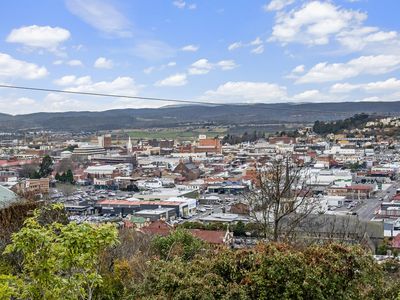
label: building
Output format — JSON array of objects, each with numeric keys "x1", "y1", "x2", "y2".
[
  {"x1": 173, "y1": 159, "x2": 201, "y2": 181},
  {"x1": 194, "y1": 136, "x2": 222, "y2": 154},
  {"x1": 133, "y1": 208, "x2": 176, "y2": 221},
  {"x1": 90, "y1": 154, "x2": 136, "y2": 166},
  {"x1": 0, "y1": 185, "x2": 19, "y2": 209},
  {"x1": 98, "y1": 134, "x2": 112, "y2": 148},
  {"x1": 12, "y1": 178, "x2": 50, "y2": 195},
  {"x1": 95, "y1": 199, "x2": 191, "y2": 217},
  {"x1": 73, "y1": 144, "x2": 106, "y2": 159}
]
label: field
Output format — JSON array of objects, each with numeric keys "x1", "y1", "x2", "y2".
[{"x1": 125, "y1": 127, "x2": 228, "y2": 141}]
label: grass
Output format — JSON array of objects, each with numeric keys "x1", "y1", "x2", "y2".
[{"x1": 126, "y1": 127, "x2": 227, "y2": 140}]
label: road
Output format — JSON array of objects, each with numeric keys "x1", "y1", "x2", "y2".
[{"x1": 355, "y1": 182, "x2": 399, "y2": 221}]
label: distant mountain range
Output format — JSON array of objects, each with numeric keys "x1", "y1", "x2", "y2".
[{"x1": 2, "y1": 101, "x2": 400, "y2": 132}]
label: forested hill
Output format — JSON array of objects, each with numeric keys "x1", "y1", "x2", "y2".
[{"x1": 1, "y1": 101, "x2": 400, "y2": 131}]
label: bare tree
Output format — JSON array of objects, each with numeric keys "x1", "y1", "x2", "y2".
[
  {"x1": 55, "y1": 158, "x2": 74, "y2": 174},
  {"x1": 245, "y1": 156, "x2": 316, "y2": 242}
]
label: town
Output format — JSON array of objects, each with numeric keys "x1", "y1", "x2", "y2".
[
  {"x1": 1, "y1": 114, "x2": 400, "y2": 255},
  {"x1": 2, "y1": 0, "x2": 400, "y2": 298}
]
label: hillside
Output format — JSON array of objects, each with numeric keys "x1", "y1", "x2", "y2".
[{"x1": 1, "y1": 101, "x2": 400, "y2": 131}]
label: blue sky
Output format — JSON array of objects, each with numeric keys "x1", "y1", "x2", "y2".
[{"x1": 0, "y1": 0, "x2": 399, "y2": 114}]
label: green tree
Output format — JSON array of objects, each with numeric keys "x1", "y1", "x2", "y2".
[
  {"x1": 3, "y1": 204, "x2": 118, "y2": 300},
  {"x1": 38, "y1": 155, "x2": 53, "y2": 178},
  {"x1": 151, "y1": 229, "x2": 205, "y2": 261},
  {"x1": 130, "y1": 243, "x2": 390, "y2": 300},
  {"x1": 65, "y1": 169, "x2": 74, "y2": 184},
  {"x1": 233, "y1": 221, "x2": 246, "y2": 236}
]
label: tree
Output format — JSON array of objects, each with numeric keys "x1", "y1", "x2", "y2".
[
  {"x1": 151, "y1": 229, "x2": 205, "y2": 261},
  {"x1": 38, "y1": 155, "x2": 53, "y2": 178},
  {"x1": 245, "y1": 157, "x2": 315, "y2": 241},
  {"x1": 233, "y1": 221, "x2": 246, "y2": 236},
  {"x1": 19, "y1": 164, "x2": 39, "y2": 179},
  {"x1": 56, "y1": 158, "x2": 74, "y2": 174},
  {"x1": 3, "y1": 204, "x2": 118, "y2": 300},
  {"x1": 65, "y1": 169, "x2": 74, "y2": 184},
  {"x1": 129, "y1": 243, "x2": 389, "y2": 300}
]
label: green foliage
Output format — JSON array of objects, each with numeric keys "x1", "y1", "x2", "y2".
[
  {"x1": 180, "y1": 221, "x2": 262, "y2": 237},
  {"x1": 222, "y1": 131, "x2": 265, "y2": 145},
  {"x1": 31, "y1": 155, "x2": 53, "y2": 178},
  {"x1": 151, "y1": 229, "x2": 205, "y2": 261},
  {"x1": 0, "y1": 274, "x2": 20, "y2": 300},
  {"x1": 130, "y1": 243, "x2": 389, "y2": 300},
  {"x1": 313, "y1": 113, "x2": 372, "y2": 135},
  {"x1": 63, "y1": 145, "x2": 78, "y2": 152},
  {"x1": 377, "y1": 238, "x2": 391, "y2": 255},
  {"x1": 346, "y1": 161, "x2": 366, "y2": 172},
  {"x1": 55, "y1": 169, "x2": 75, "y2": 184},
  {"x1": 233, "y1": 221, "x2": 246, "y2": 237},
  {"x1": 3, "y1": 204, "x2": 118, "y2": 300}
]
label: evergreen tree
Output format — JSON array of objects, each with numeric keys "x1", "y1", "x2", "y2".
[{"x1": 38, "y1": 155, "x2": 53, "y2": 178}]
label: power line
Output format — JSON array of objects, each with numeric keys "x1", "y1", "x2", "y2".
[{"x1": 0, "y1": 83, "x2": 348, "y2": 115}]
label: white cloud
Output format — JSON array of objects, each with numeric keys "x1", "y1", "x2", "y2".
[
  {"x1": 229, "y1": 37, "x2": 265, "y2": 54},
  {"x1": 330, "y1": 78, "x2": 400, "y2": 93},
  {"x1": 228, "y1": 42, "x2": 243, "y2": 51},
  {"x1": 251, "y1": 45, "x2": 264, "y2": 54},
  {"x1": 43, "y1": 93, "x2": 84, "y2": 111},
  {"x1": 155, "y1": 73, "x2": 187, "y2": 87},
  {"x1": 143, "y1": 61, "x2": 177, "y2": 74},
  {"x1": 65, "y1": 0, "x2": 131, "y2": 36},
  {"x1": 132, "y1": 40, "x2": 175, "y2": 61},
  {"x1": 66, "y1": 76, "x2": 141, "y2": 95},
  {"x1": 216, "y1": 60, "x2": 238, "y2": 70},
  {"x1": 189, "y1": 59, "x2": 213, "y2": 75},
  {"x1": 15, "y1": 97, "x2": 35, "y2": 105},
  {"x1": 6, "y1": 25, "x2": 70, "y2": 52},
  {"x1": 296, "y1": 55, "x2": 400, "y2": 84},
  {"x1": 0, "y1": 52, "x2": 48, "y2": 79},
  {"x1": 270, "y1": 1, "x2": 366, "y2": 46},
  {"x1": 228, "y1": 42, "x2": 244, "y2": 51},
  {"x1": 269, "y1": 1, "x2": 400, "y2": 54},
  {"x1": 181, "y1": 44, "x2": 199, "y2": 52},
  {"x1": 53, "y1": 60, "x2": 63, "y2": 65},
  {"x1": 0, "y1": 96, "x2": 38, "y2": 114},
  {"x1": 94, "y1": 57, "x2": 113, "y2": 69},
  {"x1": 202, "y1": 81, "x2": 287, "y2": 103},
  {"x1": 54, "y1": 75, "x2": 92, "y2": 86},
  {"x1": 250, "y1": 37, "x2": 263, "y2": 46},
  {"x1": 143, "y1": 67, "x2": 155, "y2": 74},
  {"x1": 188, "y1": 59, "x2": 237, "y2": 75},
  {"x1": 292, "y1": 89, "x2": 321, "y2": 101},
  {"x1": 330, "y1": 82, "x2": 360, "y2": 93},
  {"x1": 173, "y1": 0, "x2": 196, "y2": 10},
  {"x1": 173, "y1": 0, "x2": 186, "y2": 9},
  {"x1": 336, "y1": 26, "x2": 398, "y2": 52},
  {"x1": 263, "y1": 0, "x2": 294, "y2": 12},
  {"x1": 67, "y1": 59, "x2": 83, "y2": 66},
  {"x1": 292, "y1": 65, "x2": 305, "y2": 73}
]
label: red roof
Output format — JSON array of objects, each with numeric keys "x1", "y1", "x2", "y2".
[
  {"x1": 141, "y1": 220, "x2": 172, "y2": 236},
  {"x1": 0, "y1": 159, "x2": 37, "y2": 167},
  {"x1": 392, "y1": 233, "x2": 400, "y2": 249},
  {"x1": 189, "y1": 229, "x2": 225, "y2": 244},
  {"x1": 346, "y1": 185, "x2": 373, "y2": 191}
]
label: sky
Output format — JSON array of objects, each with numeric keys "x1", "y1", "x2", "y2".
[{"x1": 0, "y1": 0, "x2": 400, "y2": 114}]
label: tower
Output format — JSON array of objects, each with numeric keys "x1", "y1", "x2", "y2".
[{"x1": 127, "y1": 136, "x2": 133, "y2": 154}]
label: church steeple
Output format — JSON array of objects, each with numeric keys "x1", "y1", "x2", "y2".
[{"x1": 127, "y1": 136, "x2": 133, "y2": 154}]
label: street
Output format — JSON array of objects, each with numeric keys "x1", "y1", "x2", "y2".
[{"x1": 355, "y1": 182, "x2": 399, "y2": 221}]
